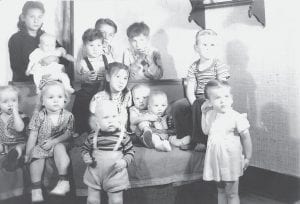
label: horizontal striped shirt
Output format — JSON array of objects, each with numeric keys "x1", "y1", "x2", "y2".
[
  {"x1": 187, "y1": 58, "x2": 230, "y2": 96},
  {"x1": 81, "y1": 130, "x2": 135, "y2": 166}
]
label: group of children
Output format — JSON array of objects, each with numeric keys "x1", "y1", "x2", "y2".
[{"x1": 3, "y1": 1, "x2": 253, "y2": 204}]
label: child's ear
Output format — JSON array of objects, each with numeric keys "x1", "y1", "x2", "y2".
[
  {"x1": 105, "y1": 73, "x2": 111, "y2": 82},
  {"x1": 194, "y1": 44, "x2": 199, "y2": 53}
]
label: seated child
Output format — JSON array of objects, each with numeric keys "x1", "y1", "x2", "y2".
[
  {"x1": 26, "y1": 32, "x2": 74, "y2": 93},
  {"x1": 95, "y1": 18, "x2": 118, "y2": 62},
  {"x1": 123, "y1": 22, "x2": 163, "y2": 80},
  {"x1": 25, "y1": 79, "x2": 74, "y2": 202},
  {"x1": 0, "y1": 86, "x2": 27, "y2": 168},
  {"x1": 170, "y1": 29, "x2": 230, "y2": 151},
  {"x1": 81, "y1": 100, "x2": 134, "y2": 204},
  {"x1": 132, "y1": 90, "x2": 172, "y2": 152},
  {"x1": 72, "y1": 28, "x2": 110, "y2": 138}
]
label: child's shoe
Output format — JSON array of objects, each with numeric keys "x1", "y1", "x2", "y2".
[
  {"x1": 31, "y1": 188, "x2": 44, "y2": 202},
  {"x1": 50, "y1": 180, "x2": 70, "y2": 195},
  {"x1": 168, "y1": 136, "x2": 181, "y2": 147}
]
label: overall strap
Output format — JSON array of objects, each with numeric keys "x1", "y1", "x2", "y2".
[
  {"x1": 84, "y1": 57, "x2": 94, "y2": 71},
  {"x1": 93, "y1": 131, "x2": 98, "y2": 150},
  {"x1": 102, "y1": 54, "x2": 109, "y2": 71}
]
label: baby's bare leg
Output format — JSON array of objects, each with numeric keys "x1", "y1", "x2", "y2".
[
  {"x1": 108, "y1": 191, "x2": 123, "y2": 204},
  {"x1": 87, "y1": 187, "x2": 101, "y2": 204}
]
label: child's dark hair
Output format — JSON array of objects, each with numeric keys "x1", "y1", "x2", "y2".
[
  {"x1": 204, "y1": 79, "x2": 230, "y2": 99},
  {"x1": 17, "y1": 1, "x2": 45, "y2": 31},
  {"x1": 104, "y1": 62, "x2": 129, "y2": 102},
  {"x1": 126, "y1": 22, "x2": 150, "y2": 39},
  {"x1": 82, "y1": 28, "x2": 103, "y2": 44},
  {"x1": 95, "y1": 18, "x2": 118, "y2": 33}
]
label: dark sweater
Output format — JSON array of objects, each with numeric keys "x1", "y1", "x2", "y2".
[{"x1": 8, "y1": 30, "x2": 44, "y2": 82}]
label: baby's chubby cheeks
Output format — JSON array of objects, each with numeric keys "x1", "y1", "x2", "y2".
[
  {"x1": 132, "y1": 84, "x2": 151, "y2": 110},
  {"x1": 93, "y1": 100, "x2": 121, "y2": 132}
]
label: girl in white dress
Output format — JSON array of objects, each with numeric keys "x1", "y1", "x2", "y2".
[{"x1": 201, "y1": 80, "x2": 252, "y2": 204}]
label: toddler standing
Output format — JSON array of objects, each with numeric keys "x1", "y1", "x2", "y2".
[
  {"x1": 81, "y1": 100, "x2": 134, "y2": 204},
  {"x1": 202, "y1": 80, "x2": 252, "y2": 204},
  {"x1": 72, "y1": 29, "x2": 110, "y2": 138},
  {"x1": 26, "y1": 33, "x2": 75, "y2": 93},
  {"x1": 25, "y1": 79, "x2": 74, "y2": 202},
  {"x1": 123, "y1": 22, "x2": 163, "y2": 80}
]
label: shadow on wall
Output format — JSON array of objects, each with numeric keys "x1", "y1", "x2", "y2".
[
  {"x1": 226, "y1": 40, "x2": 257, "y2": 126},
  {"x1": 151, "y1": 29, "x2": 177, "y2": 79}
]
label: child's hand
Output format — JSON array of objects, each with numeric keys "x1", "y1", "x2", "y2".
[
  {"x1": 57, "y1": 47, "x2": 67, "y2": 56},
  {"x1": 201, "y1": 100, "x2": 212, "y2": 113},
  {"x1": 15, "y1": 145, "x2": 23, "y2": 159},
  {"x1": 41, "y1": 139, "x2": 55, "y2": 151},
  {"x1": 113, "y1": 159, "x2": 127, "y2": 172},
  {"x1": 82, "y1": 154, "x2": 93, "y2": 165},
  {"x1": 12, "y1": 103, "x2": 19, "y2": 115},
  {"x1": 24, "y1": 154, "x2": 31, "y2": 163},
  {"x1": 88, "y1": 71, "x2": 98, "y2": 81},
  {"x1": 243, "y1": 158, "x2": 250, "y2": 171},
  {"x1": 146, "y1": 114, "x2": 159, "y2": 122}
]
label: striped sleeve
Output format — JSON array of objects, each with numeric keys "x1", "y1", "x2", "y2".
[
  {"x1": 215, "y1": 59, "x2": 230, "y2": 80},
  {"x1": 186, "y1": 61, "x2": 198, "y2": 82},
  {"x1": 121, "y1": 133, "x2": 135, "y2": 166},
  {"x1": 81, "y1": 133, "x2": 94, "y2": 158}
]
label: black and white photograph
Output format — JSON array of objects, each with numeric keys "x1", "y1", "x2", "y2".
[{"x1": 0, "y1": 0, "x2": 299, "y2": 204}]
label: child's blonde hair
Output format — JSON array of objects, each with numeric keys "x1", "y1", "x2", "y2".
[
  {"x1": 195, "y1": 29, "x2": 218, "y2": 45},
  {"x1": 148, "y1": 90, "x2": 168, "y2": 105},
  {"x1": 0, "y1": 85, "x2": 20, "y2": 111},
  {"x1": 37, "y1": 79, "x2": 70, "y2": 110},
  {"x1": 131, "y1": 84, "x2": 150, "y2": 97}
]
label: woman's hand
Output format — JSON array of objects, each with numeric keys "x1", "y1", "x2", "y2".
[
  {"x1": 87, "y1": 71, "x2": 98, "y2": 81},
  {"x1": 40, "y1": 55, "x2": 59, "y2": 66}
]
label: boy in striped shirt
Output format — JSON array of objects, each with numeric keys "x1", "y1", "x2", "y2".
[
  {"x1": 81, "y1": 100, "x2": 134, "y2": 204},
  {"x1": 169, "y1": 29, "x2": 230, "y2": 151}
]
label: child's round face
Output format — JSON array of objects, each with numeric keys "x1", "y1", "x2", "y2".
[
  {"x1": 40, "y1": 38, "x2": 56, "y2": 53},
  {"x1": 0, "y1": 90, "x2": 18, "y2": 115},
  {"x1": 195, "y1": 35, "x2": 218, "y2": 60},
  {"x1": 108, "y1": 69, "x2": 129, "y2": 93},
  {"x1": 42, "y1": 85, "x2": 65, "y2": 113},
  {"x1": 148, "y1": 95, "x2": 168, "y2": 116},
  {"x1": 95, "y1": 104, "x2": 119, "y2": 132},
  {"x1": 85, "y1": 39, "x2": 104, "y2": 58},
  {"x1": 129, "y1": 34, "x2": 149, "y2": 53},
  {"x1": 22, "y1": 8, "x2": 44, "y2": 32},
  {"x1": 97, "y1": 24, "x2": 116, "y2": 46},
  {"x1": 132, "y1": 88, "x2": 150, "y2": 110},
  {"x1": 208, "y1": 86, "x2": 233, "y2": 113}
]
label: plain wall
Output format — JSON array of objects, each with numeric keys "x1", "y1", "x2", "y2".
[
  {"x1": 205, "y1": 0, "x2": 300, "y2": 177},
  {"x1": 0, "y1": 0, "x2": 66, "y2": 85}
]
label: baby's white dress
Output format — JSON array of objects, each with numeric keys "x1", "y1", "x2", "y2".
[{"x1": 203, "y1": 109, "x2": 250, "y2": 182}]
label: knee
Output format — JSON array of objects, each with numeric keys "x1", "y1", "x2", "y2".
[{"x1": 87, "y1": 196, "x2": 100, "y2": 204}]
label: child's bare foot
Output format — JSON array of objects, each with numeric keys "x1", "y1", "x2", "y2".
[
  {"x1": 169, "y1": 136, "x2": 181, "y2": 146},
  {"x1": 162, "y1": 140, "x2": 172, "y2": 152},
  {"x1": 194, "y1": 143, "x2": 206, "y2": 152}
]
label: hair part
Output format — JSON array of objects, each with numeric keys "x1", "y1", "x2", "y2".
[
  {"x1": 127, "y1": 22, "x2": 150, "y2": 39},
  {"x1": 204, "y1": 79, "x2": 230, "y2": 99},
  {"x1": 17, "y1": 1, "x2": 45, "y2": 31},
  {"x1": 82, "y1": 28, "x2": 103, "y2": 44},
  {"x1": 95, "y1": 18, "x2": 118, "y2": 33},
  {"x1": 195, "y1": 29, "x2": 217, "y2": 45}
]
